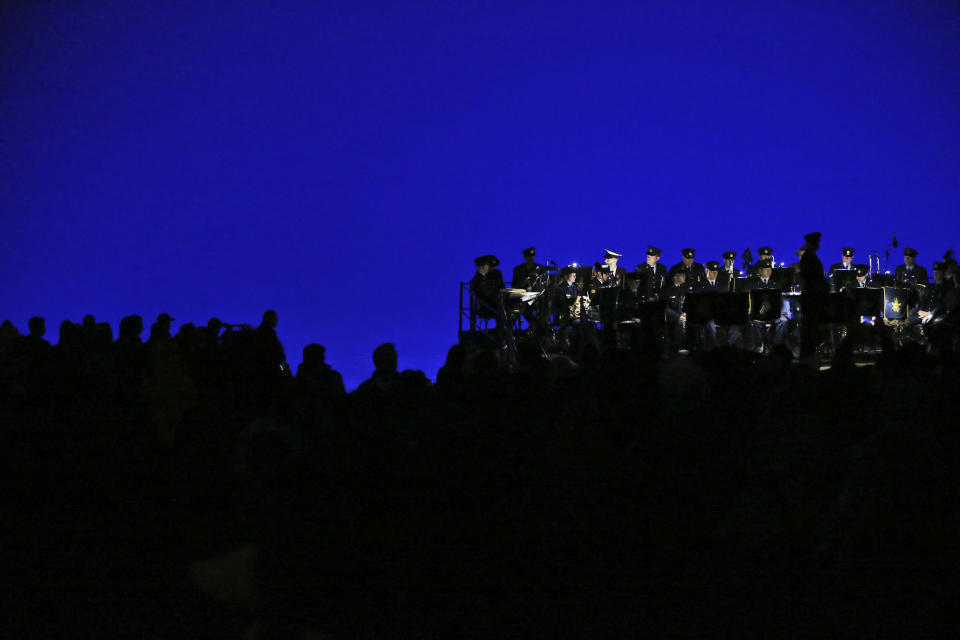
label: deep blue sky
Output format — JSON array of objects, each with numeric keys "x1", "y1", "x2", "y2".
[{"x1": 3, "y1": 0, "x2": 959, "y2": 388}]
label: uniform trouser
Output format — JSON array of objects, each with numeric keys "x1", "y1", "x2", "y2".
[
  {"x1": 698, "y1": 321, "x2": 717, "y2": 350},
  {"x1": 752, "y1": 317, "x2": 788, "y2": 350},
  {"x1": 665, "y1": 309, "x2": 684, "y2": 351}
]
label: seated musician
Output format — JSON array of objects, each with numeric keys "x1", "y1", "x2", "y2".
[
  {"x1": 663, "y1": 265, "x2": 692, "y2": 353},
  {"x1": 895, "y1": 247, "x2": 929, "y2": 287},
  {"x1": 511, "y1": 246, "x2": 539, "y2": 290},
  {"x1": 510, "y1": 246, "x2": 546, "y2": 331},
  {"x1": 747, "y1": 246, "x2": 775, "y2": 276},
  {"x1": 617, "y1": 272, "x2": 645, "y2": 349},
  {"x1": 747, "y1": 259, "x2": 788, "y2": 352},
  {"x1": 918, "y1": 261, "x2": 959, "y2": 327},
  {"x1": 695, "y1": 261, "x2": 723, "y2": 349},
  {"x1": 843, "y1": 264, "x2": 880, "y2": 349},
  {"x1": 470, "y1": 255, "x2": 506, "y2": 323}
]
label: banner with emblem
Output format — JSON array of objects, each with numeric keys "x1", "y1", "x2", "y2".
[{"x1": 883, "y1": 287, "x2": 910, "y2": 320}]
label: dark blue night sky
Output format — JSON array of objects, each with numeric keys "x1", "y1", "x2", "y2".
[{"x1": 3, "y1": 0, "x2": 959, "y2": 388}]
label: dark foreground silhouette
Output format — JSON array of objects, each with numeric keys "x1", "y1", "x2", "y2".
[{"x1": 2, "y1": 312, "x2": 960, "y2": 638}]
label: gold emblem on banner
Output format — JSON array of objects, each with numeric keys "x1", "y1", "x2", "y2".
[{"x1": 890, "y1": 298, "x2": 902, "y2": 313}]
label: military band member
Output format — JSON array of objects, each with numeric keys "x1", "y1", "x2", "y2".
[
  {"x1": 829, "y1": 247, "x2": 856, "y2": 292},
  {"x1": 747, "y1": 246, "x2": 775, "y2": 276},
  {"x1": 471, "y1": 255, "x2": 506, "y2": 322},
  {"x1": 696, "y1": 261, "x2": 723, "y2": 349},
  {"x1": 511, "y1": 246, "x2": 548, "y2": 330},
  {"x1": 844, "y1": 264, "x2": 874, "y2": 292},
  {"x1": 787, "y1": 246, "x2": 805, "y2": 290},
  {"x1": 636, "y1": 245, "x2": 668, "y2": 300},
  {"x1": 551, "y1": 265, "x2": 581, "y2": 323},
  {"x1": 918, "y1": 261, "x2": 960, "y2": 328},
  {"x1": 670, "y1": 248, "x2": 706, "y2": 287},
  {"x1": 894, "y1": 247, "x2": 929, "y2": 287},
  {"x1": 718, "y1": 251, "x2": 741, "y2": 291},
  {"x1": 663, "y1": 265, "x2": 692, "y2": 352},
  {"x1": 747, "y1": 259, "x2": 788, "y2": 351},
  {"x1": 601, "y1": 249, "x2": 627, "y2": 287},
  {"x1": 511, "y1": 247, "x2": 540, "y2": 290}
]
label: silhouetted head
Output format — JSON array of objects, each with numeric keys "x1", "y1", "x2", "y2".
[
  {"x1": 261, "y1": 309, "x2": 279, "y2": 330},
  {"x1": 82, "y1": 314, "x2": 96, "y2": 329},
  {"x1": 207, "y1": 317, "x2": 222, "y2": 334},
  {"x1": 119, "y1": 315, "x2": 144, "y2": 340},
  {"x1": 156, "y1": 312, "x2": 174, "y2": 329},
  {"x1": 28, "y1": 316, "x2": 45, "y2": 337},
  {"x1": 372, "y1": 342, "x2": 398, "y2": 374},
  {"x1": 303, "y1": 343, "x2": 326, "y2": 366}
]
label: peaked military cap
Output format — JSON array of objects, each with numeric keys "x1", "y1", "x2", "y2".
[
  {"x1": 722, "y1": 250, "x2": 737, "y2": 260},
  {"x1": 842, "y1": 247, "x2": 855, "y2": 257},
  {"x1": 758, "y1": 246, "x2": 773, "y2": 256},
  {"x1": 904, "y1": 247, "x2": 918, "y2": 257},
  {"x1": 604, "y1": 249, "x2": 622, "y2": 259},
  {"x1": 647, "y1": 245, "x2": 662, "y2": 256},
  {"x1": 704, "y1": 261, "x2": 720, "y2": 271},
  {"x1": 681, "y1": 248, "x2": 696, "y2": 259},
  {"x1": 854, "y1": 264, "x2": 870, "y2": 277},
  {"x1": 522, "y1": 247, "x2": 536, "y2": 257},
  {"x1": 669, "y1": 264, "x2": 687, "y2": 276},
  {"x1": 474, "y1": 255, "x2": 500, "y2": 267},
  {"x1": 756, "y1": 259, "x2": 774, "y2": 269}
]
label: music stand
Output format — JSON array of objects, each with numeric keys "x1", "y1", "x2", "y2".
[
  {"x1": 715, "y1": 292, "x2": 749, "y2": 325},
  {"x1": 883, "y1": 287, "x2": 911, "y2": 320},
  {"x1": 733, "y1": 277, "x2": 749, "y2": 293},
  {"x1": 749, "y1": 289, "x2": 783, "y2": 322},
  {"x1": 822, "y1": 292, "x2": 846, "y2": 323},
  {"x1": 833, "y1": 269, "x2": 857, "y2": 291},
  {"x1": 639, "y1": 300, "x2": 667, "y2": 331},
  {"x1": 846, "y1": 287, "x2": 882, "y2": 320},
  {"x1": 872, "y1": 273, "x2": 896, "y2": 287},
  {"x1": 684, "y1": 291, "x2": 717, "y2": 324}
]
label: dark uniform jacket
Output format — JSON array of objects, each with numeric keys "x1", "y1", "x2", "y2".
[
  {"x1": 470, "y1": 269, "x2": 506, "y2": 316},
  {"x1": 662, "y1": 281, "x2": 693, "y2": 313},
  {"x1": 894, "y1": 264, "x2": 929, "y2": 287},
  {"x1": 717, "y1": 267, "x2": 741, "y2": 291},
  {"x1": 512, "y1": 262, "x2": 540, "y2": 290},
  {"x1": 746, "y1": 275, "x2": 783, "y2": 291},
  {"x1": 669, "y1": 261, "x2": 706, "y2": 287},
  {"x1": 696, "y1": 278, "x2": 724, "y2": 293},
  {"x1": 636, "y1": 263, "x2": 668, "y2": 299}
]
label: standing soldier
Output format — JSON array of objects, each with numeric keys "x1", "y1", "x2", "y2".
[
  {"x1": 894, "y1": 247, "x2": 929, "y2": 287},
  {"x1": 670, "y1": 248, "x2": 706, "y2": 287},
  {"x1": 636, "y1": 245, "x2": 668, "y2": 300},
  {"x1": 718, "y1": 250, "x2": 741, "y2": 291}
]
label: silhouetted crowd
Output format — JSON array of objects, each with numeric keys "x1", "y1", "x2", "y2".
[{"x1": 3, "y1": 309, "x2": 960, "y2": 638}]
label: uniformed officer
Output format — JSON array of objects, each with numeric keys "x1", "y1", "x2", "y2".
[
  {"x1": 662, "y1": 265, "x2": 693, "y2": 352},
  {"x1": 747, "y1": 246, "x2": 775, "y2": 276},
  {"x1": 747, "y1": 259, "x2": 788, "y2": 352},
  {"x1": 636, "y1": 245, "x2": 668, "y2": 300},
  {"x1": 829, "y1": 247, "x2": 856, "y2": 292},
  {"x1": 670, "y1": 248, "x2": 706, "y2": 287},
  {"x1": 511, "y1": 247, "x2": 540, "y2": 290},
  {"x1": 695, "y1": 261, "x2": 723, "y2": 349},
  {"x1": 894, "y1": 248, "x2": 929, "y2": 287},
  {"x1": 470, "y1": 255, "x2": 506, "y2": 321},
  {"x1": 719, "y1": 250, "x2": 741, "y2": 291}
]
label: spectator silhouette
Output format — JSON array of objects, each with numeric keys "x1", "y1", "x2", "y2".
[
  {"x1": 295, "y1": 344, "x2": 345, "y2": 396},
  {"x1": 356, "y1": 342, "x2": 400, "y2": 392},
  {"x1": 255, "y1": 309, "x2": 288, "y2": 377},
  {"x1": 147, "y1": 312, "x2": 175, "y2": 347}
]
